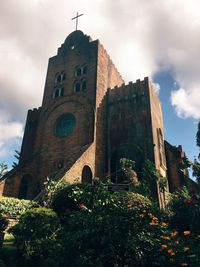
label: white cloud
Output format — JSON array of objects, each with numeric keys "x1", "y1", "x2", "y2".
[
  {"x1": 171, "y1": 87, "x2": 200, "y2": 119},
  {"x1": 0, "y1": 114, "x2": 23, "y2": 158},
  {"x1": 152, "y1": 83, "x2": 161, "y2": 94}
]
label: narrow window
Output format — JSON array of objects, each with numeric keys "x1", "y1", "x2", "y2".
[
  {"x1": 54, "y1": 89, "x2": 59, "y2": 98},
  {"x1": 62, "y1": 73, "x2": 66, "y2": 81},
  {"x1": 60, "y1": 87, "x2": 64, "y2": 96},
  {"x1": 56, "y1": 75, "x2": 61, "y2": 83},
  {"x1": 82, "y1": 80, "x2": 87, "y2": 90},
  {"x1": 75, "y1": 67, "x2": 82, "y2": 77},
  {"x1": 82, "y1": 65, "x2": 87, "y2": 75},
  {"x1": 74, "y1": 82, "x2": 81, "y2": 92}
]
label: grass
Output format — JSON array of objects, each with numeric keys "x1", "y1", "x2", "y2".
[
  {"x1": 3, "y1": 233, "x2": 14, "y2": 244},
  {"x1": 0, "y1": 233, "x2": 17, "y2": 267}
]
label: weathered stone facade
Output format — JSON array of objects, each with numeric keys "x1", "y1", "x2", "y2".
[
  {"x1": 0, "y1": 30, "x2": 185, "y2": 202},
  {"x1": 165, "y1": 141, "x2": 191, "y2": 192}
]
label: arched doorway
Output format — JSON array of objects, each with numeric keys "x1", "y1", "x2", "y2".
[
  {"x1": 81, "y1": 165, "x2": 93, "y2": 184},
  {"x1": 18, "y1": 174, "x2": 32, "y2": 199},
  {"x1": 110, "y1": 144, "x2": 144, "y2": 183}
]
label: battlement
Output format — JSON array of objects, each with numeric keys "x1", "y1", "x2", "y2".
[
  {"x1": 107, "y1": 77, "x2": 150, "y2": 103},
  {"x1": 26, "y1": 107, "x2": 41, "y2": 124}
]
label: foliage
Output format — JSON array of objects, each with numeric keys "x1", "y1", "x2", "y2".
[
  {"x1": 0, "y1": 163, "x2": 7, "y2": 179},
  {"x1": 196, "y1": 121, "x2": 200, "y2": 152},
  {"x1": 62, "y1": 206, "x2": 163, "y2": 267},
  {"x1": 133, "y1": 160, "x2": 160, "y2": 199},
  {"x1": 0, "y1": 197, "x2": 38, "y2": 218},
  {"x1": 51, "y1": 178, "x2": 114, "y2": 215},
  {"x1": 192, "y1": 158, "x2": 200, "y2": 186},
  {"x1": 158, "y1": 229, "x2": 200, "y2": 266},
  {"x1": 8, "y1": 179, "x2": 200, "y2": 267},
  {"x1": 40, "y1": 176, "x2": 63, "y2": 207},
  {"x1": 118, "y1": 158, "x2": 138, "y2": 183},
  {"x1": 11, "y1": 207, "x2": 63, "y2": 267},
  {"x1": 0, "y1": 214, "x2": 8, "y2": 233},
  {"x1": 167, "y1": 187, "x2": 200, "y2": 232},
  {"x1": 119, "y1": 158, "x2": 135, "y2": 170}
]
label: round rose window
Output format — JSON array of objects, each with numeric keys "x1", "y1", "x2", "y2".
[{"x1": 55, "y1": 113, "x2": 76, "y2": 137}]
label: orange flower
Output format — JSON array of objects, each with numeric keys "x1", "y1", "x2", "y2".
[
  {"x1": 171, "y1": 231, "x2": 178, "y2": 237},
  {"x1": 160, "y1": 235, "x2": 171, "y2": 241},
  {"x1": 152, "y1": 216, "x2": 159, "y2": 222},
  {"x1": 161, "y1": 244, "x2": 168, "y2": 250},
  {"x1": 167, "y1": 249, "x2": 175, "y2": 256},
  {"x1": 78, "y1": 203, "x2": 86, "y2": 209},
  {"x1": 183, "y1": 231, "x2": 190, "y2": 236},
  {"x1": 181, "y1": 263, "x2": 188, "y2": 266},
  {"x1": 160, "y1": 222, "x2": 168, "y2": 228},
  {"x1": 183, "y1": 247, "x2": 190, "y2": 252},
  {"x1": 149, "y1": 221, "x2": 158, "y2": 226}
]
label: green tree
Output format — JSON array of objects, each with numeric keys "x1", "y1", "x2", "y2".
[
  {"x1": 196, "y1": 121, "x2": 200, "y2": 153},
  {"x1": 0, "y1": 163, "x2": 7, "y2": 178},
  {"x1": 192, "y1": 158, "x2": 200, "y2": 186},
  {"x1": 191, "y1": 121, "x2": 200, "y2": 187}
]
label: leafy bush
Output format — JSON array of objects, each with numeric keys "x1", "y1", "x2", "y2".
[
  {"x1": 114, "y1": 191, "x2": 152, "y2": 210},
  {"x1": 0, "y1": 197, "x2": 38, "y2": 218},
  {"x1": 11, "y1": 207, "x2": 62, "y2": 267},
  {"x1": 51, "y1": 178, "x2": 114, "y2": 215},
  {"x1": 7, "y1": 180, "x2": 200, "y2": 267},
  {"x1": 61, "y1": 206, "x2": 164, "y2": 267},
  {"x1": 168, "y1": 187, "x2": 200, "y2": 232}
]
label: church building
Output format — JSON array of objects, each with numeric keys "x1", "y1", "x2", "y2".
[{"x1": 0, "y1": 30, "x2": 189, "y2": 205}]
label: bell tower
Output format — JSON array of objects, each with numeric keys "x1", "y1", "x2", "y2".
[{"x1": 2, "y1": 30, "x2": 124, "y2": 199}]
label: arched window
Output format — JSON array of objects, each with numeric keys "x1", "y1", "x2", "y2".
[
  {"x1": 55, "y1": 72, "x2": 66, "y2": 85},
  {"x1": 56, "y1": 75, "x2": 61, "y2": 84},
  {"x1": 53, "y1": 87, "x2": 64, "y2": 98},
  {"x1": 75, "y1": 67, "x2": 82, "y2": 77},
  {"x1": 74, "y1": 81, "x2": 81, "y2": 92},
  {"x1": 81, "y1": 165, "x2": 93, "y2": 184},
  {"x1": 62, "y1": 73, "x2": 66, "y2": 81},
  {"x1": 82, "y1": 80, "x2": 87, "y2": 91},
  {"x1": 60, "y1": 87, "x2": 64, "y2": 96},
  {"x1": 82, "y1": 65, "x2": 87, "y2": 75}
]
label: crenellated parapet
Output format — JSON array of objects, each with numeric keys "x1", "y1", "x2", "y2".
[{"x1": 107, "y1": 77, "x2": 150, "y2": 104}]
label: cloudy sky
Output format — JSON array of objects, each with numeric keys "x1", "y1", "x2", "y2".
[{"x1": 0, "y1": 0, "x2": 200, "y2": 170}]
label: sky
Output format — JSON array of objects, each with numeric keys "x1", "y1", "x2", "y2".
[{"x1": 0, "y1": 0, "x2": 200, "y2": 173}]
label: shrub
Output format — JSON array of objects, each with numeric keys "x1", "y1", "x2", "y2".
[
  {"x1": 50, "y1": 183, "x2": 80, "y2": 215},
  {"x1": 0, "y1": 197, "x2": 38, "y2": 218},
  {"x1": 113, "y1": 191, "x2": 152, "y2": 210},
  {"x1": 51, "y1": 178, "x2": 114, "y2": 215},
  {"x1": 168, "y1": 187, "x2": 200, "y2": 232},
  {"x1": 11, "y1": 207, "x2": 63, "y2": 267},
  {"x1": 61, "y1": 201, "x2": 165, "y2": 267}
]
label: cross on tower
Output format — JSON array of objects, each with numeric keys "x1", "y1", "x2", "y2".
[{"x1": 72, "y1": 12, "x2": 84, "y2": 31}]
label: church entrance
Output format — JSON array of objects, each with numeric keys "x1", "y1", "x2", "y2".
[
  {"x1": 110, "y1": 144, "x2": 144, "y2": 183},
  {"x1": 81, "y1": 165, "x2": 93, "y2": 184},
  {"x1": 18, "y1": 174, "x2": 32, "y2": 199}
]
